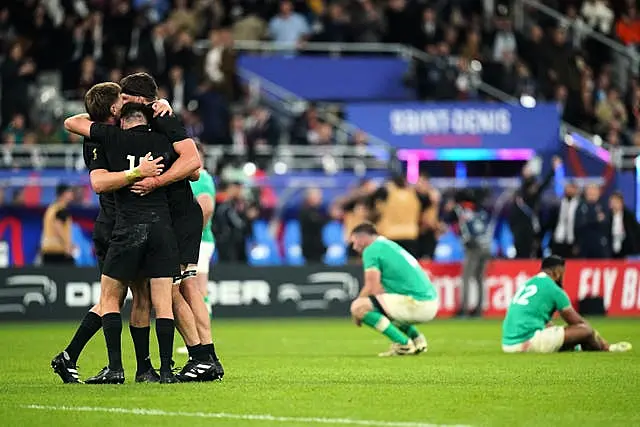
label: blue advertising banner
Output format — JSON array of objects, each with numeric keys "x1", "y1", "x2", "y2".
[
  {"x1": 238, "y1": 56, "x2": 412, "y2": 101},
  {"x1": 345, "y1": 102, "x2": 561, "y2": 151}
]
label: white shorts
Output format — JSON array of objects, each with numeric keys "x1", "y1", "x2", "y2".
[
  {"x1": 197, "y1": 242, "x2": 215, "y2": 274},
  {"x1": 502, "y1": 326, "x2": 565, "y2": 354},
  {"x1": 375, "y1": 294, "x2": 439, "y2": 324}
]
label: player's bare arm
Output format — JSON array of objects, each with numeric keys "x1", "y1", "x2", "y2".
[
  {"x1": 131, "y1": 137, "x2": 201, "y2": 195},
  {"x1": 360, "y1": 268, "x2": 384, "y2": 298},
  {"x1": 90, "y1": 153, "x2": 164, "y2": 193},
  {"x1": 64, "y1": 113, "x2": 92, "y2": 137},
  {"x1": 196, "y1": 194, "x2": 214, "y2": 230}
]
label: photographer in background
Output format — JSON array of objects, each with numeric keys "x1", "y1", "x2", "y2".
[{"x1": 447, "y1": 189, "x2": 492, "y2": 318}]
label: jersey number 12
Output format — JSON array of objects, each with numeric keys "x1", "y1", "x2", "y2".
[
  {"x1": 512, "y1": 285, "x2": 538, "y2": 306},
  {"x1": 127, "y1": 154, "x2": 152, "y2": 169}
]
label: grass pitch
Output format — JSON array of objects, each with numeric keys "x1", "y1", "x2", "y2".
[{"x1": 0, "y1": 318, "x2": 638, "y2": 427}]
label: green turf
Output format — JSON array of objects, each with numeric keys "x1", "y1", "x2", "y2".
[{"x1": 0, "y1": 318, "x2": 638, "y2": 427}]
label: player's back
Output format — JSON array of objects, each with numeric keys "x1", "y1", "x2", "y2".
[
  {"x1": 363, "y1": 237, "x2": 437, "y2": 301},
  {"x1": 502, "y1": 272, "x2": 571, "y2": 345},
  {"x1": 97, "y1": 124, "x2": 174, "y2": 224}
]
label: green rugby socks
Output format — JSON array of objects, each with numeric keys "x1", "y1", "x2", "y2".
[
  {"x1": 397, "y1": 324, "x2": 421, "y2": 340},
  {"x1": 362, "y1": 312, "x2": 409, "y2": 345}
]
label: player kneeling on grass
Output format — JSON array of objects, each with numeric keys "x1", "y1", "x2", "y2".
[
  {"x1": 502, "y1": 255, "x2": 632, "y2": 354},
  {"x1": 349, "y1": 223, "x2": 439, "y2": 357}
]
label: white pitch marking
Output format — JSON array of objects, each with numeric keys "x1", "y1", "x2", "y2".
[{"x1": 23, "y1": 405, "x2": 472, "y2": 427}]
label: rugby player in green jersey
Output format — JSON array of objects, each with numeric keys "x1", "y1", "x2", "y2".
[
  {"x1": 502, "y1": 256, "x2": 632, "y2": 353},
  {"x1": 349, "y1": 223, "x2": 439, "y2": 356}
]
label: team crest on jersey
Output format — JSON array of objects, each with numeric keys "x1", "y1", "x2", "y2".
[{"x1": 92, "y1": 148, "x2": 97, "y2": 160}]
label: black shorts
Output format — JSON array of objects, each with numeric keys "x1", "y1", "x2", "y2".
[
  {"x1": 173, "y1": 204, "x2": 202, "y2": 267},
  {"x1": 92, "y1": 221, "x2": 114, "y2": 274},
  {"x1": 102, "y1": 222, "x2": 181, "y2": 281}
]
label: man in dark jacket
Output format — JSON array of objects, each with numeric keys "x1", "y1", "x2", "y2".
[
  {"x1": 213, "y1": 182, "x2": 257, "y2": 263},
  {"x1": 575, "y1": 184, "x2": 610, "y2": 258},
  {"x1": 608, "y1": 192, "x2": 640, "y2": 258},
  {"x1": 299, "y1": 187, "x2": 328, "y2": 263},
  {"x1": 509, "y1": 156, "x2": 562, "y2": 258}
]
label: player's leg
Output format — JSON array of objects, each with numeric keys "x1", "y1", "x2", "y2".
[
  {"x1": 562, "y1": 324, "x2": 632, "y2": 352},
  {"x1": 181, "y1": 266, "x2": 215, "y2": 352},
  {"x1": 149, "y1": 276, "x2": 179, "y2": 383},
  {"x1": 394, "y1": 297, "x2": 438, "y2": 354},
  {"x1": 85, "y1": 274, "x2": 127, "y2": 384},
  {"x1": 350, "y1": 296, "x2": 415, "y2": 356},
  {"x1": 51, "y1": 223, "x2": 112, "y2": 382},
  {"x1": 172, "y1": 280, "x2": 208, "y2": 361},
  {"x1": 470, "y1": 251, "x2": 489, "y2": 317},
  {"x1": 129, "y1": 280, "x2": 159, "y2": 382}
]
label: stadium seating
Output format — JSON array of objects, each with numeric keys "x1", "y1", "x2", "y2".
[
  {"x1": 283, "y1": 220, "x2": 305, "y2": 266},
  {"x1": 322, "y1": 221, "x2": 347, "y2": 266}
]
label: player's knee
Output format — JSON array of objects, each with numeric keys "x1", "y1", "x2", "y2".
[
  {"x1": 350, "y1": 298, "x2": 371, "y2": 319},
  {"x1": 577, "y1": 323, "x2": 595, "y2": 338}
]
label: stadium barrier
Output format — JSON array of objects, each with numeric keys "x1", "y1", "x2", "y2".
[{"x1": 0, "y1": 260, "x2": 638, "y2": 321}]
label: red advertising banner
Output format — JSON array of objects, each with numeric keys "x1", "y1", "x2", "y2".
[{"x1": 421, "y1": 260, "x2": 640, "y2": 318}]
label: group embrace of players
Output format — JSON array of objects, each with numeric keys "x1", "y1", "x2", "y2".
[{"x1": 50, "y1": 72, "x2": 222, "y2": 384}]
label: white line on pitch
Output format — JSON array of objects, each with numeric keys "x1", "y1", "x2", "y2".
[{"x1": 23, "y1": 404, "x2": 472, "y2": 427}]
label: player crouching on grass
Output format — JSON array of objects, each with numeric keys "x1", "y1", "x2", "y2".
[
  {"x1": 502, "y1": 255, "x2": 632, "y2": 354},
  {"x1": 349, "y1": 223, "x2": 439, "y2": 357}
]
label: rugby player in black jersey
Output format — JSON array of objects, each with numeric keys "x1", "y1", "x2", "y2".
[
  {"x1": 64, "y1": 101, "x2": 184, "y2": 383},
  {"x1": 65, "y1": 89, "x2": 217, "y2": 383},
  {"x1": 120, "y1": 72, "x2": 224, "y2": 380},
  {"x1": 51, "y1": 83, "x2": 165, "y2": 384}
]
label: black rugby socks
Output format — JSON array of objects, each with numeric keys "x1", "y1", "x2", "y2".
[
  {"x1": 65, "y1": 311, "x2": 102, "y2": 363},
  {"x1": 155, "y1": 318, "x2": 175, "y2": 372},
  {"x1": 102, "y1": 312, "x2": 123, "y2": 370},
  {"x1": 130, "y1": 325, "x2": 152, "y2": 374}
]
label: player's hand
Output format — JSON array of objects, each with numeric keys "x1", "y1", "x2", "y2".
[
  {"x1": 138, "y1": 152, "x2": 164, "y2": 177},
  {"x1": 131, "y1": 176, "x2": 160, "y2": 196},
  {"x1": 353, "y1": 317, "x2": 362, "y2": 327},
  {"x1": 151, "y1": 99, "x2": 173, "y2": 117}
]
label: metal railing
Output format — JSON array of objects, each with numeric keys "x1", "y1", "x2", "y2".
[{"x1": 0, "y1": 144, "x2": 389, "y2": 172}]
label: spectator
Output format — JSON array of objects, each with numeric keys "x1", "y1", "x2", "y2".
[
  {"x1": 167, "y1": 66, "x2": 193, "y2": 115},
  {"x1": 167, "y1": 0, "x2": 199, "y2": 37},
  {"x1": 75, "y1": 56, "x2": 102, "y2": 100},
  {"x1": 246, "y1": 106, "x2": 279, "y2": 149},
  {"x1": 490, "y1": 16, "x2": 517, "y2": 65},
  {"x1": 204, "y1": 28, "x2": 237, "y2": 101},
  {"x1": 3, "y1": 114, "x2": 26, "y2": 145},
  {"x1": 384, "y1": 0, "x2": 415, "y2": 45},
  {"x1": 137, "y1": 24, "x2": 169, "y2": 83},
  {"x1": 349, "y1": 0, "x2": 385, "y2": 43},
  {"x1": 229, "y1": 113, "x2": 248, "y2": 154},
  {"x1": 233, "y1": 9, "x2": 268, "y2": 41},
  {"x1": 518, "y1": 25, "x2": 545, "y2": 80},
  {"x1": 581, "y1": 0, "x2": 614, "y2": 34},
  {"x1": 313, "y1": 2, "x2": 351, "y2": 43},
  {"x1": 548, "y1": 182, "x2": 580, "y2": 259},
  {"x1": 268, "y1": 0, "x2": 310, "y2": 47},
  {"x1": 461, "y1": 30, "x2": 483, "y2": 62},
  {"x1": 40, "y1": 183, "x2": 75, "y2": 265},
  {"x1": 608, "y1": 191, "x2": 640, "y2": 258},
  {"x1": 615, "y1": 7, "x2": 640, "y2": 46},
  {"x1": 291, "y1": 103, "x2": 320, "y2": 144},
  {"x1": 168, "y1": 30, "x2": 196, "y2": 75},
  {"x1": 575, "y1": 184, "x2": 610, "y2": 258},
  {"x1": 595, "y1": 87, "x2": 628, "y2": 133},
  {"x1": 414, "y1": 6, "x2": 441, "y2": 52},
  {"x1": 1, "y1": 42, "x2": 35, "y2": 128},
  {"x1": 299, "y1": 187, "x2": 328, "y2": 263}
]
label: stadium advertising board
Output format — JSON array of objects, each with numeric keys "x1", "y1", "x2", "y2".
[
  {"x1": 0, "y1": 261, "x2": 639, "y2": 321},
  {"x1": 344, "y1": 102, "x2": 561, "y2": 151}
]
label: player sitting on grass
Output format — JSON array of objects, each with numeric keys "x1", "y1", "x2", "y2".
[
  {"x1": 349, "y1": 223, "x2": 439, "y2": 357},
  {"x1": 502, "y1": 255, "x2": 632, "y2": 353}
]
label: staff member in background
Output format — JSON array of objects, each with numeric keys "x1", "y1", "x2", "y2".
[
  {"x1": 299, "y1": 187, "x2": 329, "y2": 263},
  {"x1": 608, "y1": 192, "x2": 640, "y2": 258},
  {"x1": 213, "y1": 182, "x2": 258, "y2": 263},
  {"x1": 40, "y1": 183, "x2": 75, "y2": 265},
  {"x1": 449, "y1": 189, "x2": 492, "y2": 318},
  {"x1": 548, "y1": 182, "x2": 580, "y2": 258},
  {"x1": 373, "y1": 175, "x2": 422, "y2": 257},
  {"x1": 509, "y1": 156, "x2": 562, "y2": 258},
  {"x1": 575, "y1": 184, "x2": 610, "y2": 258}
]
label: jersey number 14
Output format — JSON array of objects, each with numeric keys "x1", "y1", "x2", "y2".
[{"x1": 512, "y1": 285, "x2": 538, "y2": 306}]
